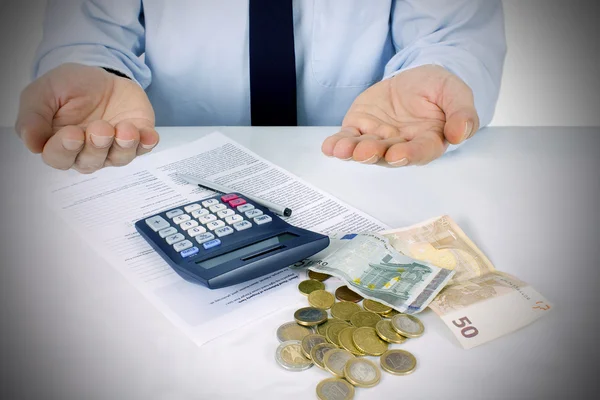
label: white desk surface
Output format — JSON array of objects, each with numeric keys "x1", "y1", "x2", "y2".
[{"x1": 0, "y1": 126, "x2": 598, "y2": 399}]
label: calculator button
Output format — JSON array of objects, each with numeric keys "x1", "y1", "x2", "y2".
[
  {"x1": 214, "y1": 226, "x2": 234, "y2": 237},
  {"x1": 209, "y1": 204, "x2": 227, "y2": 213},
  {"x1": 217, "y1": 209, "x2": 235, "y2": 218},
  {"x1": 233, "y1": 220, "x2": 252, "y2": 231},
  {"x1": 199, "y1": 214, "x2": 217, "y2": 224},
  {"x1": 203, "y1": 239, "x2": 221, "y2": 250},
  {"x1": 184, "y1": 203, "x2": 202, "y2": 213},
  {"x1": 202, "y1": 199, "x2": 220, "y2": 207},
  {"x1": 165, "y1": 209, "x2": 184, "y2": 219},
  {"x1": 180, "y1": 220, "x2": 199, "y2": 230},
  {"x1": 228, "y1": 198, "x2": 247, "y2": 207},
  {"x1": 180, "y1": 246, "x2": 199, "y2": 258},
  {"x1": 225, "y1": 214, "x2": 244, "y2": 225},
  {"x1": 254, "y1": 215, "x2": 273, "y2": 225},
  {"x1": 173, "y1": 214, "x2": 191, "y2": 224},
  {"x1": 195, "y1": 232, "x2": 215, "y2": 244},
  {"x1": 173, "y1": 240, "x2": 193, "y2": 252},
  {"x1": 206, "y1": 220, "x2": 225, "y2": 231},
  {"x1": 165, "y1": 233, "x2": 185, "y2": 245},
  {"x1": 192, "y1": 209, "x2": 209, "y2": 218},
  {"x1": 245, "y1": 209, "x2": 263, "y2": 219},
  {"x1": 237, "y1": 203, "x2": 254, "y2": 213},
  {"x1": 187, "y1": 226, "x2": 207, "y2": 237},
  {"x1": 158, "y1": 226, "x2": 178, "y2": 238},
  {"x1": 145, "y1": 216, "x2": 170, "y2": 232},
  {"x1": 221, "y1": 194, "x2": 238, "y2": 202}
]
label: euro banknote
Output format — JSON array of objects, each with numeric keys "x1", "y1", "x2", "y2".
[
  {"x1": 306, "y1": 232, "x2": 455, "y2": 314},
  {"x1": 382, "y1": 216, "x2": 552, "y2": 349}
]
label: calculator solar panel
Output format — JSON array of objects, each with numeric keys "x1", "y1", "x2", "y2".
[{"x1": 135, "y1": 193, "x2": 329, "y2": 288}]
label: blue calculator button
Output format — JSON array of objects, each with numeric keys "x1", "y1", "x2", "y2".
[
  {"x1": 203, "y1": 239, "x2": 221, "y2": 249},
  {"x1": 180, "y1": 246, "x2": 199, "y2": 258},
  {"x1": 195, "y1": 232, "x2": 215, "y2": 244}
]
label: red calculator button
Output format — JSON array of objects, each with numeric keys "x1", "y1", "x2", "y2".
[
  {"x1": 228, "y1": 198, "x2": 246, "y2": 207},
  {"x1": 221, "y1": 194, "x2": 238, "y2": 202}
]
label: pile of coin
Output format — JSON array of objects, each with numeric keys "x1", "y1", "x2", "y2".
[{"x1": 275, "y1": 272, "x2": 424, "y2": 399}]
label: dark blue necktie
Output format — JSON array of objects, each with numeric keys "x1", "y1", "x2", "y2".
[{"x1": 249, "y1": 0, "x2": 297, "y2": 126}]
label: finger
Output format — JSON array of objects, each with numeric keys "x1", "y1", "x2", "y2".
[
  {"x1": 15, "y1": 80, "x2": 56, "y2": 154},
  {"x1": 384, "y1": 131, "x2": 447, "y2": 167},
  {"x1": 104, "y1": 121, "x2": 140, "y2": 167},
  {"x1": 352, "y1": 136, "x2": 393, "y2": 164},
  {"x1": 136, "y1": 126, "x2": 160, "y2": 156},
  {"x1": 73, "y1": 120, "x2": 115, "y2": 173},
  {"x1": 41, "y1": 125, "x2": 85, "y2": 170},
  {"x1": 321, "y1": 127, "x2": 361, "y2": 157},
  {"x1": 441, "y1": 76, "x2": 480, "y2": 145}
]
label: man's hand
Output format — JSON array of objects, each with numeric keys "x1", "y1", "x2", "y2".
[
  {"x1": 322, "y1": 65, "x2": 479, "y2": 166},
  {"x1": 16, "y1": 63, "x2": 158, "y2": 173}
]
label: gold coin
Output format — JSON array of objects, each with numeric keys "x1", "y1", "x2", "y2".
[
  {"x1": 311, "y1": 343, "x2": 338, "y2": 370},
  {"x1": 335, "y1": 286, "x2": 363, "y2": 303},
  {"x1": 316, "y1": 378, "x2": 355, "y2": 400},
  {"x1": 308, "y1": 270, "x2": 331, "y2": 282},
  {"x1": 338, "y1": 327, "x2": 365, "y2": 356},
  {"x1": 380, "y1": 349, "x2": 417, "y2": 376},
  {"x1": 301, "y1": 334, "x2": 328, "y2": 359},
  {"x1": 308, "y1": 289, "x2": 336, "y2": 309},
  {"x1": 352, "y1": 327, "x2": 389, "y2": 356},
  {"x1": 326, "y1": 321, "x2": 351, "y2": 346},
  {"x1": 350, "y1": 311, "x2": 382, "y2": 328},
  {"x1": 383, "y1": 309, "x2": 400, "y2": 319},
  {"x1": 330, "y1": 301, "x2": 362, "y2": 321},
  {"x1": 343, "y1": 358, "x2": 381, "y2": 388},
  {"x1": 375, "y1": 319, "x2": 407, "y2": 344},
  {"x1": 276, "y1": 321, "x2": 314, "y2": 342},
  {"x1": 317, "y1": 318, "x2": 343, "y2": 336},
  {"x1": 298, "y1": 279, "x2": 325, "y2": 296},
  {"x1": 363, "y1": 299, "x2": 392, "y2": 315},
  {"x1": 294, "y1": 307, "x2": 328, "y2": 327},
  {"x1": 391, "y1": 313, "x2": 425, "y2": 338},
  {"x1": 323, "y1": 348, "x2": 355, "y2": 377}
]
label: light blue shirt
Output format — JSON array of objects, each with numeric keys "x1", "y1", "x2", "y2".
[{"x1": 35, "y1": 0, "x2": 506, "y2": 128}]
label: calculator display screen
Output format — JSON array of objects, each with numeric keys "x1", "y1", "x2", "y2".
[{"x1": 196, "y1": 233, "x2": 298, "y2": 269}]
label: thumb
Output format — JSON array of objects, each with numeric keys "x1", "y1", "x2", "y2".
[
  {"x1": 441, "y1": 75, "x2": 480, "y2": 145},
  {"x1": 15, "y1": 79, "x2": 57, "y2": 154}
]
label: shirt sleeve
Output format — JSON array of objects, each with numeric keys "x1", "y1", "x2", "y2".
[
  {"x1": 34, "y1": 0, "x2": 151, "y2": 88},
  {"x1": 385, "y1": 0, "x2": 506, "y2": 134}
]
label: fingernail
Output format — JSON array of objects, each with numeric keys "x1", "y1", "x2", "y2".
[
  {"x1": 341, "y1": 157, "x2": 353, "y2": 161},
  {"x1": 62, "y1": 139, "x2": 84, "y2": 151},
  {"x1": 463, "y1": 121, "x2": 473, "y2": 141},
  {"x1": 388, "y1": 157, "x2": 409, "y2": 167},
  {"x1": 141, "y1": 142, "x2": 157, "y2": 150},
  {"x1": 360, "y1": 155, "x2": 380, "y2": 164},
  {"x1": 115, "y1": 138, "x2": 136, "y2": 149},
  {"x1": 90, "y1": 133, "x2": 113, "y2": 148}
]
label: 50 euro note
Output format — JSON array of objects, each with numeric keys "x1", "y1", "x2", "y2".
[
  {"x1": 381, "y1": 216, "x2": 553, "y2": 349},
  {"x1": 304, "y1": 232, "x2": 455, "y2": 314}
]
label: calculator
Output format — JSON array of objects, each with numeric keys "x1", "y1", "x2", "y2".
[{"x1": 135, "y1": 193, "x2": 329, "y2": 289}]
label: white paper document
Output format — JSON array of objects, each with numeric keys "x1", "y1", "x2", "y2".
[{"x1": 44, "y1": 132, "x2": 388, "y2": 346}]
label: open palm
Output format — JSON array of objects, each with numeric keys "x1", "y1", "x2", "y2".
[{"x1": 322, "y1": 65, "x2": 480, "y2": 166}]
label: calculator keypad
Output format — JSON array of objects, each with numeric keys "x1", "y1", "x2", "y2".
[{"x1": 143, "y1": 194, "x2": 271, "y2": 258}]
